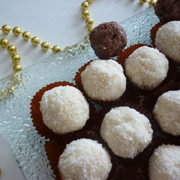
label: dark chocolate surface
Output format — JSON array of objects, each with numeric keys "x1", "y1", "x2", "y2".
[
  {"x1": 154, "y1": 0, "x2": 180, "y2": 23},
  {"x1": 89, "y1": 21, "x2": 127, "y2": 59}
]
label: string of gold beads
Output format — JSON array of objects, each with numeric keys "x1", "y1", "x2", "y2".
[
  {"x1": 1, "y1": 25, "x2": 61, "y2": 53},
  {"x1": 0, "y1": 25, "x2": 61, "y2": 73},
  {"x1": 81, "y1": 0, "x2": 156, "y2": 39},
  {"x1": 139, "y1": 0, "x2": 156, "y2": 7},
  {"x1": 0, "y1": 37, "x2": 22, "y2": 73},
  {"x1": 81, "y1": 0, "x2": 94, "y2": 39}
]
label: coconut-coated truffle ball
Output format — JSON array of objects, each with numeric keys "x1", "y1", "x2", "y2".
[
  {"x1": 149, "y1": 144, "x2": 180, "y2": 180},
  {"x1": 58, "y1": 138, "x2": 112, "y2": 180},
  {"x1": 125, "y1": 46, "x2": 169, "y2": 90},
  {"x1": 81, "y1": 60, "x2": 126, "y2": 101},
  {"x1": 154, "y1": 0, "x2": 180, "y2": 23},
  {"x1": 153, "y1": 90, "x2": 180, "y2": 136},
  {"x1": 155, "y1": 21, "x2": 180, "y2": 63},
  {"x1": 89, "y1": 21, "x2": 127, "y2": 59},
  {"x1": 40, "y1": 86, "x2": 89, "y2": 134},
  {"x1": 100, "y1": 107, "x2": 153, "y2": 159}
]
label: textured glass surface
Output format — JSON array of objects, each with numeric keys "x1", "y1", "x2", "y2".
[{"x1": 0, "y1": 8, "x2": 159, "y2": 180}]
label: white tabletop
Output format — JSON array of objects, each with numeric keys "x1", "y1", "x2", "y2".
[
  {"x1": 0, "y1": 0, "x2": 149, "y2": 179},
  {"x1": 0, "y1": 0, "x2": 149, "y2": 80}
]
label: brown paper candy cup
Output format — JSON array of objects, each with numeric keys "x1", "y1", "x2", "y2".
[
  {"x1": 74, "y1": 60, "x2": 93, "y2": 94},
  {"x1": 44, "y1": 131, "x2": 111, "y2": 180},
  {"x1": 30, "y1": 81, "x2": 97, "y2": 141},
  {"x1": 117, "y1": 44, "x2": 150, "y2": 68},
  {"x1": 95, "y1": 100, "x2": 156, "y2": 180},
  {"x1": 75, "y1": 59, "x2": 140, "y2": 105},
  {"x1": 142, "y1": 81, "x2": 180, "y2": 112},
  {"x1": 150, "y1": 22, "x2": 164, "y2": 47}
]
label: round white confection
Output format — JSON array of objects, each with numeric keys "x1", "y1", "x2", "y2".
[
  {"x1": 100, "y1": 106, "x2": 153, "y2": 159},
  {"x1": 149, "y1": 144, "x2": 180, "y2": 180},
  {"x1": 155, "y1": 21, "x2": 180, "y2": 63},
  {"x1": 58, "y1": 138, "x2": 112, "y2": 180},
  {"x1": 40, "y1": 85, "x2": 89, "y2": 134},
  {"x1": 125, "y1": 46, "x2": 169, "y2": 90},
  {"x1": 81, "y1": 59, "x2": 126, "y2": 101},
  {"x1": 153, "y1": 90, "x2": 180, "y2": 136}
]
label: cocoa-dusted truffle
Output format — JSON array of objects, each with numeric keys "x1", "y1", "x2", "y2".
[
  {"x1": 89, "y1": 21, "x2": 127, "y2": 59},
  {"x1": 154, "y1": 0, "x2": 180, "y2": 23}
]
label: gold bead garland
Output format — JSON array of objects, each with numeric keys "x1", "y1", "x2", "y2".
[
  {"x1": 81, "y1": 0, "x2": 156, "y2": 38},
  {"x1": 0, "y1": 24, "x2": 62, "y2": 73},
  {"x1": 0, "y1": 40, "x2": 22, "y2": 73},
  {"x1": 0, "y1": 1, "x2": 158, "y2": 102},
  {"x1": 81, "y1": 0, "x2": 94, "y2": 39},
  {"x1": 139, "y1": 0, "x2": 156, "y2": 7},
  {"x1": 0, "y1": 1, "x2": 158, "y2": 173},
  {"x1": 0, "y1": 24, "x2": 61, "y2": 101}
]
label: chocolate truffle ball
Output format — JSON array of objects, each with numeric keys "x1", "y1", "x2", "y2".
[
  {"x1": 154, "y1": 0, "x2": 180, "y2": 23},
  {"x1": 89, "y1": 21, "x2": 127, "y2": 59}
]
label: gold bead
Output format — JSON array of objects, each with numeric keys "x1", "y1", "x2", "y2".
[
  {"x1": 84, "y1": 35, "x2": 89, "y2": 39},
  {"x1": 13, "y1": 64, "x2": 22, "y2": 72},
  {"x1": 41, "y1": 42, "x2": 50, "y2": 51},
  {"x1": 0, "y1": 38, "x2": 9, "y2": 48},
  {"x1": 11, "y1": 54, "x2": 21, "y2": 63},
  {"x1": 81, "y1": 10, "x2": 90, "y2": 19},
  {"x1": 2, "y1": 25, "x2": 11, "y2": 34},
  {"x1": 85, "y1": 18, "x2": 94, "y2": 27},
  {"x1": 22, "y1": 31, "x2": 31, "y2": 40},
  {"x1": 81, "y1": 1, "x2": 89, "y2": 10},
  {"x1": 149, "y1": 0, "x2": 156, "y2": 7},
  {"x1": 12, "y1": 27, "x2": 22, "y2": 36},
  {"x1": 139, "y1": 0, "x2": 147, "y2": 4},
  {"x1": 52, "y1": 45, "x2": 61, "y2": 54},
  {"x1": 8, "y1": 86, "x2": 14, "y2": 92},
  {"x1": 88, "y1": 27, "x2": 93, "y2": 34},
  {"x1": 65, "y1": 46, "x2": 70, "y2": 49},
  {"x1": 7, "y1": 45, "x2": 17, "y2": 54},
  {"x1": 87, "y1": 0, "x2": 93, "y2": 3},
  {"x1": 31, "y1": 37, "x2": 40, "y2": 46}
]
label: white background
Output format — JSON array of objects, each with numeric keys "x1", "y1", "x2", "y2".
[
  {"x1": 0, "y1": 0, "x2": 149, "y2": 179},
  {"x1": 0, "y1": 0, "x2": 149, "y2": 80}
]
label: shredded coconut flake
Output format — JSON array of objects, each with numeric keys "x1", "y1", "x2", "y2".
[
  {"x1": 149, "y1": 144, "x2": 180, "y2": 180},
  {"x1": 40, "y1": 86, "x2": 89, "y2": 134},
  {"x1": 58, "y1": 138, "x2": 112, "y2": 180},
  {"x1": 81, "y1": 59, "x2": 126, "y2": 101},
  {"x1": 153, "y1": 90, "x2": 180, "y2": 136},
  {"x1": 125, "y1": 46, "x2": 168, "y2": 90},
  {"x1": 100, "y1": 106, "x2": 153, "y2": 158},
  {"x1": 155, "y1": 21, "x2": 180, "y2": 63}
]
